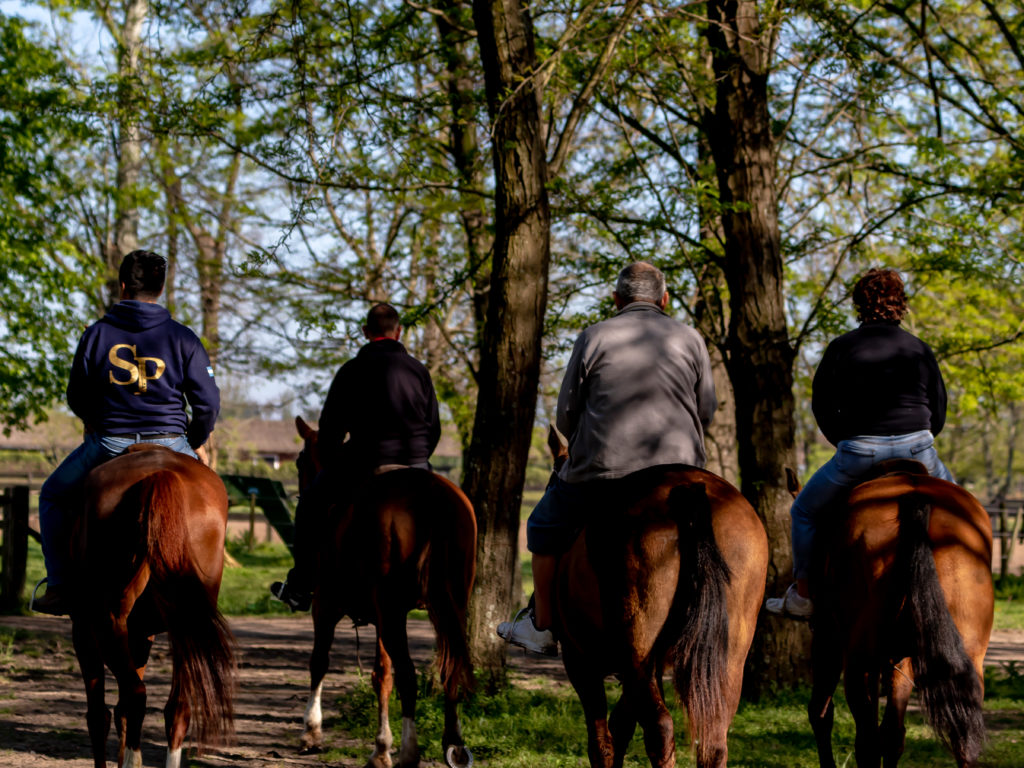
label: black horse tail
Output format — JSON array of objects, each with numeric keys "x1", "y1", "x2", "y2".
[
  {"x1": 425, "y1": 480, "x2": 476, "y2": 700},
  {"x1": 897, "y1": 495, "x2": 984, "y2": 764},
  {"x1": 669, "y1": 482, "x2": 732, "y2": 768},
  {"x1": 140, "y1": 470, "x2": 236, "y2": 748}
]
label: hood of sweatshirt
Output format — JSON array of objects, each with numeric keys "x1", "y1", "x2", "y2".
[{"x1": 102, "y1": 300, "x2": 172, "y2": 332}]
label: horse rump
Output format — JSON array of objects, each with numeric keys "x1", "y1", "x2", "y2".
[
  {"x1": 896, "y1": 494, "x2": 985, "y2": 765},
  {"x1": 138, "y1": 469, "x2": 236, "y2": 748},
  {"x1": 669, "y1": 482, "x2": 732, "y2": 767}
]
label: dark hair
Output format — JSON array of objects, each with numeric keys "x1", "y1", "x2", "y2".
[
  {"x1": 365, "y1": 303, "x2": 400, "y2": 337},
  {"x1": 119, "y1": 250, "x2": 166, "y2": 300},
  {"x1": 852, "y1": 268, "x2": 907, "y2": 323},
  {"x1": 616, "y1": 261, "x2": 666, "y2": 304}
]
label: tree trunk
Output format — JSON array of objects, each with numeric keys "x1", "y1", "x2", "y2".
[
  {"x1": 704, "y1": 0, "x2": 808, "y2": 691},
  {"x1": 464, "y1": 0, "x2": 551, "y2": 686},
  {"x1": 107, "y1": 0, "x2": 148, "y2": 306}
]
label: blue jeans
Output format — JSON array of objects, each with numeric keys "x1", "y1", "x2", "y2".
[
  {"x1": 790, "y1": 430, "x2": 954, "y2": 581},
  {"x1": 38, "y1": 432, "x2": 197, "y2": 586}
]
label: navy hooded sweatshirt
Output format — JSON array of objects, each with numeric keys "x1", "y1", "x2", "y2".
[{"x1": 67, "y1": 300, "x2": 220, "y2": 448}]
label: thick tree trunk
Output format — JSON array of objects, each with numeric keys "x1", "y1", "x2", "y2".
[
  {"x1": 705, "y1": 0, "x2": 808, "y2": 691},
  {"x1": 464, "y1": 0, "x2": 551, "y2": 686}
]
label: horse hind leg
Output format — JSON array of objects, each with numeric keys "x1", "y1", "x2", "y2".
[
  {"x1": 844, "y1": 660, "x2": 882, "y2": 768},
  {"x1": 441, "y1": 686, "x2": 471, "y2": 768},
  {"x1": 628, "y1": 666, "x2": 675, "y2": 768},
  {"x1": 563, "y1": 648, "x2": 615, "y2": 768},
  {"x1": 376, "y1": 613, "x2": 418, "y2": 768},
  {"x1": 73, "y1": 622, "x2": 111, "y2": 768},
  {"x1": 880, "y1": 659, "x2": 913, "y2": 768},
  {"x1": 809, "y1": 633, "x2": 843, "y2": 768},
  {"x1": 164, "y1": 678, "x2": 191, "y2": 768},
  {"x1": 368, "y1": 636, "x2": 395, "y2": 768}
]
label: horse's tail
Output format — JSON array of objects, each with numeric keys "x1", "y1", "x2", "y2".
[
  {"x1": 669, "y1": 483, "x2": 731, "y2": 768},
  {"x1": 425, "y1": 482, "x2": 476, "y2": 700},
  {"x1": 897, "y1": 494, "x2": 984, "y2": 764},
  {"x1": 140, "y1": 470, "x2": 236, "y2": 748}
]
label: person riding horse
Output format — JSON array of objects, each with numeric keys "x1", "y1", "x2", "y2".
[
  {"x1": 766, "y1": 267, "x2": 955, "y2": 619},
  {"x1": 271, "y1": 302, "x2": 441, "y2": 612},
  {"x1": 498, "y1": 261, "x2": 717, "y2": 655},
  {"x1": 33, "y1": 249, "x2": 220, "y2": 616}
]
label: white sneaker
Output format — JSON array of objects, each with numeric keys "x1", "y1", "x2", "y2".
[
  {"x1": 496, "y1": 608, "x2": 558, "y2": 656},
  {"x1": 765, "y1": 583, "x2": 813, "y2": 619}
]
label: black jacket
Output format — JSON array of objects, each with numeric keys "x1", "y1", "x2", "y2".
[
  {"x1": 812, "y1": 321, "x2": 947, "y2": 446},
  {"x1": 318, "y1": 339, "x2": 440, "y2": 469},
  {"x1": 67, "y1": 300, "x2": 220, "y2": 448}
]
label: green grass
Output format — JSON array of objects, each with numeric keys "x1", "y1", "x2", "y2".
[
  {"x1": 218, "y1": 537, "x2": 296, "y2": 615},
  {"x1": 324, "y1": 669, "x2": 1024, "y2": 767},
  {"x1": 994, "y1": 575, "x2": 1024, "y2": 630}
]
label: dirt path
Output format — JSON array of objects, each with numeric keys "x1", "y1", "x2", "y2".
[
  {"x1": 0, "y1": 614, "x2": 564, "y2": 768},
  {"x1": 1, "y1": 615, "x2": 1020, "y2": 768}
]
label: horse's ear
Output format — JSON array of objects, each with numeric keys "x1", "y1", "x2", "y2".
[
  {"x1": 296, "y1": 415, "x2": 313, "y2": 439},
  {"x1": 785, "y1": 467, "x2": 801, "y2": 498},
  {"x1": 547, "y1": 424, "x2": 568, "y2": 461}
]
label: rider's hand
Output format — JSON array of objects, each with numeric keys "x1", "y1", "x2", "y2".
[{"x1": 195, "y1": 444, "x2": 210, "y2": 466}]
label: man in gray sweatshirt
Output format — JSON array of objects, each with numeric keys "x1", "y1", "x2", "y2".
[{"x1": 498, "y1": 261, "x2": 717, "y2": 654}]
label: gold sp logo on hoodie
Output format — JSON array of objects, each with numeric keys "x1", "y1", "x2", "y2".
[{"x1": 108, "y1": 344, "x2": 166, "y2": 394}]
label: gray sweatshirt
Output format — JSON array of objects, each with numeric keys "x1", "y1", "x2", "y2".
[{"x1": 556, "y1": 301, "x2": 716, "y2": 483}]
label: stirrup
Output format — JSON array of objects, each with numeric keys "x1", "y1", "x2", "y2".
[{"x1": 28, "y1": 578, "x2": 48, "y2": 612}]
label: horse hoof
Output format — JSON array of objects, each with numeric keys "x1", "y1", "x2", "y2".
[
  {"x1": 445, "y1": 745, "x2": 474, "y2": 768},
  {"x1": 299, "y1": 730, "x2": 322, "y2": 753}
]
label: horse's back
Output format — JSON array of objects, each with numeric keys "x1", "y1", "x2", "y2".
[{"x1": 86, "y1": 445, "x2": 227, "y2": 520}]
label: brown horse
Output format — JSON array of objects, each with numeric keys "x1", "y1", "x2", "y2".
[
  {"x1": 293, "y1": 416, "x2": 476, "y2": 768},
  {"x1": 547, "y1": 428, "x2": 769, "y2": 768},
  {"x1": 788, "y1": 461, "x2": 994, "y2": 768},
  {"x1": 71, "y1": 443, "x2": 235, "y2": 768}
]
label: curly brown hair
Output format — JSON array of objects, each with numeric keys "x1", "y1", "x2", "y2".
[{"x1": 852, "y1": 268, "x2": 907, "y2": 323}]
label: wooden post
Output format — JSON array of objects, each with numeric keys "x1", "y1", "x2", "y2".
[
  {"x1": 248, "y1": 491, "x2": 257, "y2": 553},
  {"x1": 1, "y1": 486, "x2": 30, "y2": 613}
]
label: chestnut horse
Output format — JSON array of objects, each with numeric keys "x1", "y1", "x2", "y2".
[
  {"x1": 789, "y1": 461, "x2": 993, "y2": 768},
  {"x1": 293, "y1": 416, "x2": 476, "y2": 768},
  {"x1": 72, "y1": 444, "x2": 235, "y2": 768},
  {"x1": 547, "y1": 429, "x2": 769, "y2": 768}
]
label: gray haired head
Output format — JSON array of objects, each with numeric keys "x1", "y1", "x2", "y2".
[{"x1": 615, "y1": 262, "x2": 666, "y2": 305}]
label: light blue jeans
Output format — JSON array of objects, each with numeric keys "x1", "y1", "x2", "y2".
[
  {"x1": 38, "y1": 432, "x2": 197, "y2": 586},
  {"x1": 790, "y1": 430, "x2": 954, "y2": 581}
]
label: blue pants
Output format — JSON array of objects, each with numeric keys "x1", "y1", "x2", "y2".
[
  {"x1": 526, "y1": 475, "x2": 596, "y2": 556},
  {"x1": 790, "y1": 430, "x2": 954, "y2": 581},
  {"x1": 38, "y1": 432, "x2": 197, "y2": 586}
]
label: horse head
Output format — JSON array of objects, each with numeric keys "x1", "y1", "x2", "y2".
[
  {"x1": 294, "y1": 416, "x2": 321, "y2": 492},
  {"x1": 546, "y1": 424, "x2": 568, "y2": 477}
]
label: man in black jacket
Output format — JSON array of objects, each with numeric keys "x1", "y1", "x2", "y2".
[
  {"x1": 766, "y1": 268, "x2": 954, "y2": 619},
  {"x1": 34, "y1": 250, "x2": 220, "y2": 615},
  {"x1": 271, "y1": 303, "x2": 441, "y2": 611}
]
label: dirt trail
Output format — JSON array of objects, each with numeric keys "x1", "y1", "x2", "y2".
[
  {"x1": 0, "y1": 615, "x2": 1020, "y2": 767},
  {"x1": 0, "y1": 614, "x2": 563, "y2": 768}
]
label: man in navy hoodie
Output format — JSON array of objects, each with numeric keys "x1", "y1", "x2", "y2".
[
  {"x1": 32, "y1": 250, "x2": 220, "y2": 615},
  {"x1": 270, "y1": 303, "x2": 440, "y2": 611}
]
